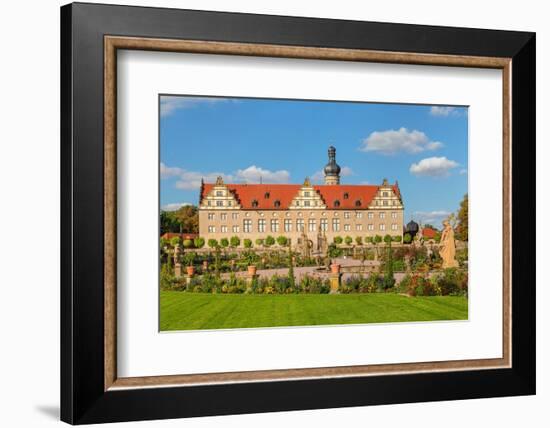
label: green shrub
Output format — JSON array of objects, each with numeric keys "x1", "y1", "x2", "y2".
[
  {"x1": 328, "y1": 243, "x2": 343, "y2": 258},
  {"x1": 255, "y1": 238, "x2": 264, "y2": 246},
  {"x1": 403, "y1": 233, "x2": 412, "y2": 244},
  {"x1": 265, "y1": 235, "x2": 276, "y2": 247},
  {"x1": 333, "y1": 236, "x2": 343, "y2": 244},
  {"x1": 229, "y1": 236, "x2": 240, "y2": 247},
  {"x1": 276, "y1": 235, "x2": 288, "y2": 246},
  {"x1": 393, "y1": 235, "x2": 402, "y2": 243},
  {"x1": 170, "y1": 236, "x2": 182, "y2": 247},
  {"x1": 344, "y1": 236, "x2": 353, "y2": 245},
  {"x1": 183, "y1": 239, "x2": 193, "y2": 248},
  {"x1": 365, "y1": 236, "x2": 373, "y2": 244},
  {"x1": 355, "y1": 236, "x2": 362, "y2": 245},
  {"x1": 374, "y1": 235, "x2": 382, "y2": 244},
  {"x1": 383, "y1": 234, "x2": 392, "y2": 244},
  {"x1": 433, "y1": 268, "x2": 468, "y2": 296},
  {"x1": 220, "y1": 238, "x2": 229, "y2": 248},
  {"x1": 243, "y1": 238, "x2": 253, "y2": 248},
  {"x1": 207, "y1": 238, "x2": 218, "y2": 248},
  {"x1": 193, "y1": 237, "x2": 205, "y2": 248}
]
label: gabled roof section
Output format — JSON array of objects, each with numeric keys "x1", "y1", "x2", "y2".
[{"x1": 200, "y1": 183, "x2": 388, "y2": 210}]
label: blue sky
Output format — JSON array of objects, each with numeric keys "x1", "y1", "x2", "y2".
[{"x1": 160, "y1": 95, "x2": 468, "y2": 227}]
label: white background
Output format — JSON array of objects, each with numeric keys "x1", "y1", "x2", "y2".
[
  {"x1": 118, "y1": 51, "x2": 503, "y2": 377},
  {"x1": 0, "y1": 0, "x2": 546, "y2": 427}
]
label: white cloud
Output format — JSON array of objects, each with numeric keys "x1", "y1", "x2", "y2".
[
  {"x1": 234, "y1": 165, "x2": 290, "y2": 184},
  {"x1": 413, "y1": 210, "x2": 452, "y2": 227},
  {"x1": 459, "y1": 168, "x2": 467, "y2": 175},
  {"x1": 161, "y1": 163, "x2": 290, "y2": 189},
  {"x1": 161, "y1": 202, "x2": 191, "y2": 211},
  {"x1": 340, "y1": 166, "x2": 354, "y2": 176},
  {"x1": 160, "y1": 162, "x2": 183, "y2": 179},
  {"x1": 360, "y1": 128, "x2": 443, "y2": 155},
  {"x1": 409, "y1": 156, "x2": 459, "y2": 177},
  {"x1": 160, "y1": 96, "x2": 232, "y2": 117},
  {"x1": 430, "y1": 106, "x2": 464, "y2": 117}
]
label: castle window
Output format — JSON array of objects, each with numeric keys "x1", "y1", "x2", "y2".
[
  {"x1": 243, "y1": 219, "x2": 252, "y2": 233},
  {"x1": 284, "y1": 219, "x2": 292, "y2": 232},
  {"x1": 304, "y1": 200, "x2": 310, "y2": 207},
  {"x1": 216, "y1": 200, "x2": 223, "y2": 207},
  {"x1": 208, "y1": 226, "x2": 216, "y2": 233},
  {"x1": 208, "y1": 213, "x2": 215, "y2": 220},
  {"x1": 221, "y1": 225, "x2": 228, "y2": 233},
  {"x1": 344, "y1": 224, "x2": 351, "y2": 232},
  {"x1": 332, "y1": 218, "x2": 340, "y2": 232},
  {"x1": 368, "y1": 212, "x2": 374, "y2": 219},
  {"x1": 343, "y1": 192, "x2": 349, "y2": 199},
  {"x1": 356, "y1": 224, "x2": 363, "y2": 231},
  {"x1": 355, "y1": 200, "x2": 362, "y2": 207},
  {"x1": 379, "y1": 212, "x2": 386, "y2": 219},
  {"x1": 271, "y1": 219, "x2": 279, "y2": 232},
  {"x1": 380, "y1": 224, "x2": 386, "y2": 231},
  {"x1": 393, "y1": 200, "x2": 398, "y2": 205},
  {"x1": 232, "y1": 213, "x2": 239, "y2": 220},
  {"x1": 207, "y1": 200, "x2": 212, "y2": 206},
  {"x1": 252, "y1": 199, "x2": 258, "y2": 208},
  {"x1": 320, "y1": 218, "x2": 328, "y2": 231},
  {"x1": 382, "y1": 191, "x2": 388, "y2": 197},
  {"x1": 334, "y1": 200, "x2": 340, "y2": 208},
  {"x1": 344, "y1": 212, "x2": 350, "y2": 219},
  {"x1": 216, "y1": 190, "x2": 223, "y2": 196},
  {"x1": 391, "y1": 212, "x2": 398, "y2": 219},
  {"x1": 220, "y1": 213, "x2": 227, "y2": 221},
  {"x1": 391, "y1": 223, "x2": 398, "y2": 231},
  {"x1": 274, "y1": 200, "x2": 281, "y2": 208},
  {"x1": 232, "y1": 225, "x2": 240, "y2": 233},
  {"x1": 308, "y1": 219, "x2": 316, "y2": 232},
  {"x1": 304, "y1": 191, "x2": 310, "y2": 197},
  {"x1": 264, "y1": 192, "x2": 270, "y2": 199},
  {"x1": 258, "y1": 219, "x2": 266, "y2": 232},
  {"x1": 296, "y1": 219, "x2": 304, "y2": 232},
  {"x1": 383, "y1": 200, "x2": 388, "y2": 206},
  {"x1": 228, "y1": 201, "x2": 232, "y2": 206},
  {"x1": 356, "y1": 212, "x2": 363, "y2": 219},
  {"x1": 368, "y1": 224, "x2": 374, "y2": 231}
]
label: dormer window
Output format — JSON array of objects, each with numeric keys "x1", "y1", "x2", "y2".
[
  {"x1": 252, "y1": 199, "x2": 258, "y2": 208},
  {"x1": 334, "y1": 200, "x2": 340, "y2": 208},
  {"x1": 274, "y1": 200, "x2": 281, "y2": 208},
  {"x1": 343, "y1": 192, "x2": 349, "y2": 199},
  {"x1": 355, "y1": 200, "x2": 362, "y2": 207},
  {"x1": 264, "y1": 192, "x2": 270, "y2": 199}
]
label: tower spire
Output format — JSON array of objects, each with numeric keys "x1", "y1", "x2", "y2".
[{"x1": 323, "y1": 145, "x2": 341, "y2": 185}]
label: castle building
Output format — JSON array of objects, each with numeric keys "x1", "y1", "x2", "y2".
[{"x1": 198, "y1": 147, "x2": 404, "y2": 246}]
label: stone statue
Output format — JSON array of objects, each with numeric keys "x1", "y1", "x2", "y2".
[{"x1": 439, "y1": 220, "x2": 459, "y2": 268}]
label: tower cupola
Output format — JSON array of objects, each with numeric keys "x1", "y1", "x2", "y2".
[{"x1": 324, "y1": 146, "x2": 341, "y2": 185}]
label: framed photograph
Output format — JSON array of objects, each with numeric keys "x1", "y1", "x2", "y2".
[{"x1": 61, "y1": 2, "x2": 535, "y2": 424}]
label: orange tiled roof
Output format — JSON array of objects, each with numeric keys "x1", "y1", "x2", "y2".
[
  {"x1": 422, "y1": 227, "x2": 438, "y2": 239},
  {"x1": 200, "y1": 183, "x2": 400, "y2": 210}
]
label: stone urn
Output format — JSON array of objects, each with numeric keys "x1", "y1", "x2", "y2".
[
  {"x1": 186, "y1": 266, "x2": 195, "y2": 277},
  {"x1": 330, "y1": 263, "x2": 341, "y2": 274},
  {"x1": 247, "y1": 265, "x2": 257, "y2": 276}
]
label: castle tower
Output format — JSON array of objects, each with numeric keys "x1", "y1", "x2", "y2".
[{"x1": 324, "y1": 146, "x2": 341, "y2": 185}]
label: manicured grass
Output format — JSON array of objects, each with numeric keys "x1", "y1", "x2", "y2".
[{"x1": 160, "y1": 291, "x2": 468, "y2": 331}]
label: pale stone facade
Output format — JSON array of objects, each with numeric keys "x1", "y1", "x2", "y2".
[{"x1": 197, "y1": 147, "x2": 404, "y2": 247}]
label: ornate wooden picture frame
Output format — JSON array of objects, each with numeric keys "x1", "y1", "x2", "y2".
[{"x1": 61, "y1": 2, "x2": 535, "y2": 424}]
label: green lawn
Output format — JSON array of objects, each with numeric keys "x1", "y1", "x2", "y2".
[{"x1": 160, "y1": 291, "x2": 468, "y2": 331}]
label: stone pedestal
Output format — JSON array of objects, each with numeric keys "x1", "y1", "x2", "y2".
[
  {"x1": 246, "y1": 273, "x2": 258, "y2": 292},
  {"x1": 329, "y1": 273, "x2": 341, "y2": 294},
  {"x1": 174, "y1": 263, "x2": 182, "y2": 278}
]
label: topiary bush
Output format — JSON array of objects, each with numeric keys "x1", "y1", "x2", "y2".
[
  {"x1": 230, "y1": 236, "x2": 240, "y2": 248},
  {"x1": 333, "y1": 236, "x2": 343, "y2": 245},
  {"x1": 344, "y1": 236, "x2": 353, "y2": 245},
  {"x1": 243, "y1": 238, "x2": 253, "y2": 248},
  {"x1": 193, "y1": 237, "x2": 205, "y2": 248}
]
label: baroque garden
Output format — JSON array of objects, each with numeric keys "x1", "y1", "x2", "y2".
[{"x1": 160, "y1": 147, "x2": 469, "y2": 331}]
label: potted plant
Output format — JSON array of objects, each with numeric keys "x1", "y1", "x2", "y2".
[
  {"x1": 247, "y1": 265, "x2": 257, "y2": 276},
  {"x1": 330, "y1": 263, "x2": 341, "y2": 274},
  {"x1": 183, "y1": 252, "x2": 196, "y2": 276}
]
